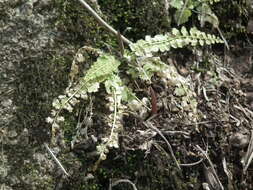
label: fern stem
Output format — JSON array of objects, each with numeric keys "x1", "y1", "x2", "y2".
[{"x1": 109, "y1": 90, "x2": 118, "y2": 141}]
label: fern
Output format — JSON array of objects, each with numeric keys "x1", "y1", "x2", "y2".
[
  {"x1": 47, "y1": 52, "x2": 122, "y2": 144},
  {"x1": 47, "y1": 23, "x2": 224, "y2": 171},
  {"x1": 52, "y1": 54, "x2": 120, "y2": 112},
  {"x1": 94, "y1": 74, "x2": 126, "y2": 170},
  {"x1": 127, "y1": 57, "x2": 167, "y2": 82},
  {"x1": 205, "y1": 0, "x2": 221, "y2": 5},
  {"x1": 83, "y1": 55, "x2": 120, "y2": 84},
  {"x1": 130, "y1": 26, "x2": 223, "y2": 56},
  {"x1": 127, "y1": 56, "x2": 198, "y2": 121},
  {"x1": 47, "y1": 48, "x2": 135, "y2": 168}
]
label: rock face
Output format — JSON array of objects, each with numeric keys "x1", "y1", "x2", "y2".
[
  {"x1": 0, "y1": 1, "x2": 173, "y2": 188},
  {"x1": 0, "y1": 0, "x2": 107, "y2": 188},
  {"x1": 0, "y1": 0, "x2": 60, "y2": 189}
]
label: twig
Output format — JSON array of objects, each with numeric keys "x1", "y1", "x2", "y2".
[
  {"x1": 242, "y1": 130, "x2": 253, "y2": 174},
  {"x1": 233, "y1": 104, "x2": 253, "y2": 122},
  {"x1": 117, "y1": 31, "x2": 125, "y2": 57},
  {"x1": 216, "y1": 26, "x2": 229, "y2": 50},
  {"x1": 153, "y1": 141, "x2": 202, "y2": 167},
  {"x1": 222, "y1": 157, "x2": 233, "y2": 190},
  {"x1": 202, "y1": 87, "x2": 209, "y2": 102},
  {"x1": 180, "y1": 158, "x2": 203, "y2": 167},
  {"x1": 109, "y1": 179, "x2": 138, "y2": 190},
  {"x1": 162, "y1": 130, "x2": 190, "y2": 136},
  {"x1": 196, "y1": 145, "x2": 224, "y2": 190},
  {"x1": 77, "y1": 0, "x2": 132, "y2": 45},
  {"x1": 143, "y1": 121, "x2": 181, "y2": 170},
  {"x1": 184, "y1": 121, "x2": 214, "y2": 126},
  {"x1": 44, "y1": 143, "x2": 70, "y2": 177}
]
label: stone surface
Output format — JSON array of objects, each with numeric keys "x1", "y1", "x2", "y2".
[{"x1": 0, "y1": 0, "x2": 59, "y2": 189}]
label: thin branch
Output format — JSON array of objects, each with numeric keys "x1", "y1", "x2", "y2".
[
  {"x1": 154, "y1": 141, "x2": 202, "y2": 167},
  {"x1": 109, "y1": 179, "x2": 138, "y2": 190},
  {"x1": 162, "y1": 130, "x2": 190, "y2": 136},
  {"x1": 196, "y1": 145, "x2": 224, "y2": 190},
  {"x1": 117, "y1": 31, "x2": 125, "y2": 57},
  {"x1": 77, "y1": 0, "x2": 132, "y2": 45},
  {"x1": 143, "y1": 121, "x2": 181, "y2": 170},
  {"x1": 44, "y1": 143, "x2": 70, "y2": 177},
  {"x1": 180, "y1": 158, "x2": 203, "y2": 167},
  {"x1": 216, "y1": 26, "x2": 229, "y2": 50},
  {"x1": 242, "y1": 130, "x2": 253, "y2": 174}
]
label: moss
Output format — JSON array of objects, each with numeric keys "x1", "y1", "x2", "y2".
[
  {"x1": 98, "y1": 0, "x2": 171, "y2": 41},
  {"x1": 53, "y1": 0, "x2": 117, "y2": 48}
]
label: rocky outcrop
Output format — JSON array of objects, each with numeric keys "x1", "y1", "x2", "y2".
[{"x1": 0, "y1": 0, "x2": 63, "y2": 189}]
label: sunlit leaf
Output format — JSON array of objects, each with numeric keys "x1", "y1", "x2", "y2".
[{"x1": 175, "y1": 9, "x2": 192, "y2": 25}]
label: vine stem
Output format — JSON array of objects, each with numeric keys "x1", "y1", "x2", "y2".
[{"x1": 77, "y1": 0, "x2": 132, "y2": 45}]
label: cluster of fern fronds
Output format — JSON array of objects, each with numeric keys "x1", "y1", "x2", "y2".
[{"x1": 46, "y1": 26, "x2": 223, "y2": 169}]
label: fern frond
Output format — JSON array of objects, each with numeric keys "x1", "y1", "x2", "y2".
[
  {"x1": 130, "y1": 26, "x2": 223, "y2": 56},
  {"x1": 48, "y1": 54, "x2": 121, "y2": 144},
  {"x1": 69, "y1": 46, "x2": 102, "y2": 84},
  {"x1": 128, "y1": 56, "x2": 198, "y2": 121},
  {"x1": 83, "y1": 55, "x2": 120, "y2": 84},
  {"x1": 127, "y1": 57, "x2": 167, "y2": 82},
  {"x1": 204, "y1": 0, "x2": 220, "y2": 5},
  {"x1": 52, "y1": 54, "x2": 121, "y2": 113},
  {"x1": 93, "y1": 74, "x2": 127, "y2": 171}
]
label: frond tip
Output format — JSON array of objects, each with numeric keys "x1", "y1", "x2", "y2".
[{"x1": 130, "y1": 26, "x2": 224, "y2": 56}]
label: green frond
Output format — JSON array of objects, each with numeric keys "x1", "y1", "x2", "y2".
[
  {"x1": 130, "y1": 26, "x2": 223, "y2": 56},
  {"x1": 94, "y1": 74, "x2": 127, "y2": 169},
  {"x1": 127, "y1": 57, "x2": 167, "y2": 82},
  {"x1": 83, "y1": 54, "x2": 121, "y2": 84},
  {"x1": 204, "y1": 0, "x2": 221, "y2": 5},
  {"x1": 51, "y1": 54, "x2": 121, "y2": 112},
  {"x1": 49, "y1": 54, "x2": 122, "y2": 145}
]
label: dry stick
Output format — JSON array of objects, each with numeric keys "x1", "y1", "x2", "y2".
[
  {"x1": 222, "y1": 157, "x2": 233, "y2": 190},
  {"x1": 117, "y1": 31, "x2": 125, "y2": 57},
  {"x1": 216, "y1": 26, "x2": 229, "y2": 50},
  {"x1": 196, "y1": 145, "x2": 224, "y2": 190},
  {"x1": 242, "y1": 130, "x2": 253, "y2": 174},
  {"x1": 180, "y1": 158, "x2": 203, "y2": 167},
  {"x1": 143, "y1": 121, "x2": 181, "y2": 170},
  {"x1": 44, "y1": 143, "x2": 70, "y2": 177},
  {"x1": 109, "y1": 179, "x2": 138, "y2": 190},
  {"x1": 154, "y1": 140, "x2": 203, "y2": 167},
  {"x1": 162, "y1": 130, "x2": 190, "y2": 136},
  {"x1": 77, "y1": 0, "x2": 132, "y2": 45}
]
